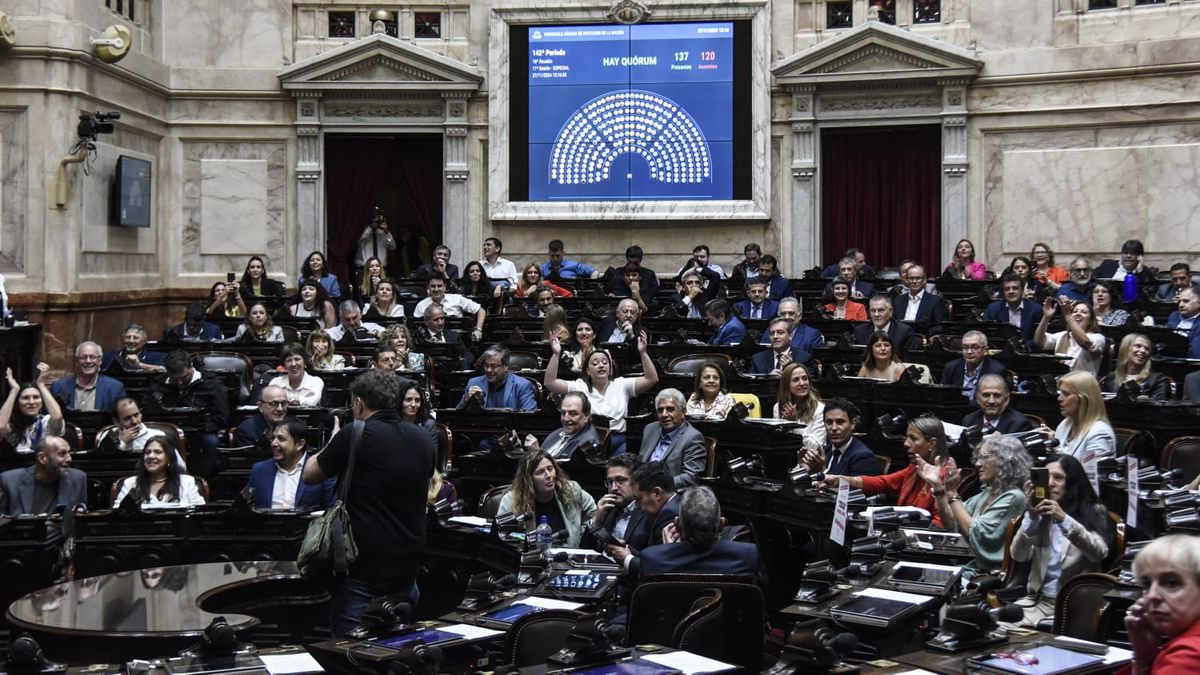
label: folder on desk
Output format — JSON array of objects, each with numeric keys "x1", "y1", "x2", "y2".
[
  {"x1": 886, "y1": 561, "x2": 962, "y2": 596},
  {"x1": 829, "y1": 587, "x2": 931, "y2": 628},
  {"x1": 968, "y1": 644, "x2": 1104, "y2": 674}
]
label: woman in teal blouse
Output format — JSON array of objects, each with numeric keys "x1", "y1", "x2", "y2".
[{"x1": 916, "y1": 434, "x2": 1030, "y2": 577}]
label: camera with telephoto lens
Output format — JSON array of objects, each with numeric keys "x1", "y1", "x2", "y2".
[{"x1": 77, "y1": 111, "x2": 120, "y2": 140}]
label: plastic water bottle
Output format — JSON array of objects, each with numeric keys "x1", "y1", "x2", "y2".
[
  {"x1": 535, "y1": 515, "x2": 553, "y2": 556},
  {"x1": 1123, "y1": 274, "x2": 1137, "y2": 303}
]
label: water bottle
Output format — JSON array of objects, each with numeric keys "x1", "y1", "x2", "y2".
[
  {"x1": 1123, "y1": 273, "x2": 1137, "y2": 303},
  {"x1": 535, "y1": 515, "x2": 553, "y2": 556}
]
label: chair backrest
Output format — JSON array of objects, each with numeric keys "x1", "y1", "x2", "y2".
[
  {"x1": 999, "y1": 512, "x2": 1029, "y2": 582},
  {"x1": 626, "y1": 574, "x2": 764, "y2": 672},
  {"x1": 280, "y1": 326, "x2": 301, "y2": 344},
  {"x1": 519, "y1": 375, "x2": 545, "y2": 408},
  {"x1": 62, "y1": 422, "x2": 84, "y2": 452},
  {"x1": 1104, "y1": 511, "x2": 1126, "y2": 574},
  {"x1": 873, "y1": 453, "x2": 892, "y2": 475},
  {"x1": 728, "y1": 393, "x2": 761, "y2": 418},
  {"x1": 1161, "y1": 436, "x2": 1200, "y2": 485},
  {"x1": 666, "y1": 353, "x2": 734, "y2": 377},
  {"x1": 477, "y1": 484, "x2": 511, "y2": 519},
  {"x1": 703, "y1": 436, "x2": 717, "y2": 479},
  {"x1": 197, "y1": 351, "x2": 254, "y2": 404},
  {"x1": 435, "y1": 423, "x2": 453, "y2": 473},
  {"x1": 144, "y1": 421, "x2": 188, "y2": 464},
  {"x1": 1052, "y1": 573, "x2": 1117, "y2": 640},
  {"x1": 500, "y1": 608, "x2": 583, "y2": 667},
  {"x1": 672, "y1": 589, "x2": 724, "y2": 655},
  {"x1": 507, "y1": 351, "x2": 542, "y2": 371}
]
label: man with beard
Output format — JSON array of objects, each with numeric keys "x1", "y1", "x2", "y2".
[
  {"x1": 0, "y1": 436, "x2": 87, "y2": 516},
  {"x1": 247, "y1": 418, "x2": 334, "y2": 510}
]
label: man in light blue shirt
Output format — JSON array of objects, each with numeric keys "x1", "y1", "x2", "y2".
[
  {"x1": 457, "y1": 344, "x2": 537, "y2": 411},
  {"x1": 541, "y1": 239, "x2": 597, "y2": 280}
]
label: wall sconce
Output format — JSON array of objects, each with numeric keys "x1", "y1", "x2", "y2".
[
  {"x1": 369, "y1": 10, "x2": 395, "y2": 36},
  {"x1": 91, "y1": 24, "x2": 131, "y2": 63}
]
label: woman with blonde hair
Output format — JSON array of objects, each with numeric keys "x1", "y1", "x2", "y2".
[
  {"x1": 1030, "y1": 241, "x2": 1069, "y2": 291},
  {"x1": 1041, "y1": 371, "x2": 1115, "y2": 461},
  {"x1": 1105, "y1": 333, "x2": 1169, "y2": 401},
  {"x1": 497, "y1": 450, "x2": 596, "y2": 548},
  {"x1": 515, "y1": 263, "x2": 572, "y2": 300},
  {"x1": 383, "y1": 324, "x2": 425, "y2": 372},
  {"x1": 542, "y1": 304, "x2": 571, "y2": 343},
  {"x1": 773, "y1": 362, "x2": 826, "y2": 451}
]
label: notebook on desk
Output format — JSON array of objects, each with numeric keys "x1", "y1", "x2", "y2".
[
  {"x1": 829, "y1": 587, "x2": 931, "y2": 628},
  {"x1": 968, "y1": 644, "x2": 1104, "y2": 674}
]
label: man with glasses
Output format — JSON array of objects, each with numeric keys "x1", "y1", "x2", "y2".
[
  {"x1": 522, "y1": 392, "x2": 599, "y2": 460},
  {"x1": 456, "y1": 344, "x2": 537, "y2": 411},
  {"x1": 1059, "y1": 257, "x2": 1095, "y2": 303},
  {"x1": 234, "y1": 385, "x2": 289, "y2": 449},
  {"x1": 584, "y1": 454, "x2": 645, "y2": 551},
  {"x1": 605, "y1": 461, "x2": 681, "y2": 572},
  {"x1": 637, "y1": 389, "x2": 706, "y2": 489},
  {"x1": 50, "y1": 341, "x2": 127, "y2": 412},
  {"x1": 893, "y1": 265, "x2": 946, "y2": 335},
  {"x1": 940, "y1": 330, "x2": 1007, "y2": 400}
]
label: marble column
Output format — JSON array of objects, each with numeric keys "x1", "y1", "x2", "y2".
[
  {"x1": 443, "y1": 93, "x2": 469, "y2": 264},
  {"x1": 294, "y1": 93, "x2": 323, "y2": 276},
  {"x1": 941, "y1": 81, "x2": 968, "y2": 265},
  {"x1": 788, "y1": 89, "x2": 819, "y2": 275}
]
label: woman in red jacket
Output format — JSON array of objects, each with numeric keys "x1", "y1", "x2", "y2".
[
  {"x1": 1121, "y1": 534, "x2": 1200, "y2": 675},
  {"x1": 822, "y1": 413, "x2": 948, "y2": 527}
]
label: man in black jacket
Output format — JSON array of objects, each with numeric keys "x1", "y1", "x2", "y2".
[
  {"x1": 417, "y1": 304, "x2": 473, "y2": 370},
  {"x1": 143, "y1": 350, "x2": 229, "y2": 477},
  {"x1": 939, "y1": 330, "x2": 1007, "y2": 401},
  {"x1": 961, "y1": 374, "x2": 1034, "y2": 434},
  {"x1": 893, "y1": 265, "x2": 946, "y2": 335},
  {"x1": 607, "y1": 461, "x2": 681, "y2": 575},
  {"x1": 853, "y1": 295, "x2": 914, "y2": 357}
]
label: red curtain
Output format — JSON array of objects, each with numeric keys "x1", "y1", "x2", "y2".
[
  {"x1": 324, "y1": 135, "x2": 444, "y2": 282},
  {"x1": 821, "y1": 126, "x2": 941, "y2": 273}
]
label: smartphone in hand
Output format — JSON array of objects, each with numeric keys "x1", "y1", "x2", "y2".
[{"x1": 1031, "y1": 467, "x2": 1049, "y2": 506}]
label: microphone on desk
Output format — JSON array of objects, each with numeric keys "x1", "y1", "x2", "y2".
[
  {"x1": 1020, "y1": 435, "x2": 1060, "y2": 453},
  {"x1": 945, "y1": 601, "x2": 1024, "y2": 625},
  {"x1": 850, "y1": 536, "x2": 907, "y2": 557},
  {"x1": 788, "y1": 622, "x2": 860, "y2": 665},
  {"x1": 493, "y1": 512, "x2": 528, "y2": 529},
  {"x1": 835, "y1": 561, "x2": 882, "y2": 578},
  {"x1": 551, "y1": 529, "x2": 570, "y2": 545},
  {"x1": 787, "y1": 465, "x2": 824, "y2": 486}
]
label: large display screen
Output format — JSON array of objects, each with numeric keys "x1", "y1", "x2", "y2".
[{"x1": 523, "y1": 22, "x2": 736, "y2": 202}]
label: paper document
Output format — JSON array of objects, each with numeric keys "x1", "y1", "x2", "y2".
[
  {"x1": 261, "y1": 652, "x2": 324, "y2": 674},
  {"x1": 641, "y1": 651, "x2": 737, "y2": 673}
]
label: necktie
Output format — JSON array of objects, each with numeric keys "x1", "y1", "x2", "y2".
[
  {"x1": 774, "y1": 354, "x2": 783, "y2": 370},
  {"x1": 827, "y1": 449, "x2": 841, "y2": 473},
  {"x1": 752, "y1": 305, "x2": 761, "y2": 319},
  {"x1": 546, "y1": 434, "x2": 571, "y2": 458},
  {"x1": 434, "y1": 332, "x2": 444, "y2": 343},
  {"x1": 983, "y1": 420, "x2": 995, "y2": 434}
]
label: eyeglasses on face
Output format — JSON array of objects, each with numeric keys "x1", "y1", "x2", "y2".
[
  {"x1": 604, "y1": 476, "x2": 630, "y2": 488},
  {"x1": 262, "y1": 400, "x2": 289, "y2": 408}
]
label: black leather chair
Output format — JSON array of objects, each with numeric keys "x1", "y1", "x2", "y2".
[
  {"x1": 626, "y1": 574, "x2": 764, "y2": 672},
  {"x1": 500, "y1": 608, "x2": 583, "y2": 667},
  {"x1": 672, "y1": 589, "x2": 724, "y2": 655},
  {"x1": 477, "y1": 484, "x2": 510, "y2": 519},
  {"x1": 1050, "y1": 572, "x2": 1118, "y2": 640}
]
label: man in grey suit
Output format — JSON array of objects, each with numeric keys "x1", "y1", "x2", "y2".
[
  {"x1": 638, "y1": 389, "x2": 707, "y2": 489},
  {"x1": 0, "y1": 436, "x2": 88, "y2": 516},
  {"x1": 523, "y1": 392, "x2": 600, "y2": 460}
]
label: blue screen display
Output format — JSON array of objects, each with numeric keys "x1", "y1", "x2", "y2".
[{"x1": 527, "y1": 22, "x2": 734, "y2": 201}]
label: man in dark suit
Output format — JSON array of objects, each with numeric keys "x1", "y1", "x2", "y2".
[
  {"x1": 985, "y1": 274, "x2": 1044, "y2": 349},
  {"x1": 733, "y1": 278, "x2": 779, "y2": 321},
  {"x1": 1156, "y1": 263, "x2": 1200, "y2": 302},
  {"x1": 639, "y1": 389, "x2": 707, "y2": 489},
  {"x1": 604, "y1": 246, "x2": 660, "y2": 316},
  {"x1": 0, "y1": 436, "x2": 87, "y2": 516},
  {"x1": 759, "y1": 298, "x2": 825, "y2": 360},
  {"x1": 234, "y1": 385, "x2": 290, "y2": 449},
  {"x1": 523, "y1": 392, "x2": 600, "y2": 460},
  {"x1": 143, "y1": 350, "x2": 229, "y2": 478},
  {"x1": 636, "y1": 486, "x2": 762, "y2": 584},
  {"x1": 961, "y1": 375, "x2": 1034, "y2": 434},
  {"x1": 1167, "y1": 287, "x2": 1200, "y2": 333},
  {"x1": 1094, "y1": 239, "x2": 1155, "y2": 285},
  {"x1": 247, "y1": 418, "x2": 334, "y2": 510},
  {"x1": 755, "y1": 255, "x2": 791, "y2": 300},
  {"x1": 824, "y1": 256, "x2": 875, "y2": 299},
  {"x1": 893, "y1": 265, "x2": 946, "y2": 335},
  {"x1": 102, "y1": 323, "x2": 166, "y2": 373},
  {"x1": 821, "y1": 248, "x2": 876, "y2": 280},
  {"x1": 598, "y1": 298, "x2": 647, "y2": 347},
  {"x1": 798, "y1": 399, "x2": 882, "y2": 477},
  {"x1": 749, "y1": 318, "x2": 807, "y2": 374},
  {"x1": 705, "y1": 299, "x2": 746, "y2": 347},
  {"x1": 669, "y1": 269, "x2": 718, "y2": 318},
  {"x1": 412, "y1": 245, "x2": 460, "y2": 281},
  {"x1": 50, "y1": 341, "x2": 127, "y2": 412},
  {"x1": 165, "y1": 302, "x2": 223, "y2": 342},
  {"x1": 853, "y1": 295, "x2": 914, "y2": 356},
  {"x1": 940, "y1": 330, "x2": 1008, "y2": 400},
  {"x1": 607, "y1": 461, "x2": 682, "y2": 574},
  {"x1": 584, "y1": 454, "x2": 646, "y2": 551},
  {"x1": 417, "y1": 304, "x2": 473, "y2": 369}
]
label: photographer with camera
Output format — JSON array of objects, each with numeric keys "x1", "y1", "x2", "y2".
[{"x1": 355, "y1": 207, "x2": 396, "y2": 289}]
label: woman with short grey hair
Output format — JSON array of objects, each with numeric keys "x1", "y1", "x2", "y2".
[{"x1": 917, "y1": 434, "x2": 1029, "y2": 577}]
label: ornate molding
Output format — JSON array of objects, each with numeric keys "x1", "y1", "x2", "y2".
[
  {"x1": 942, "y1": 115, "x2": 967, "y2": 127},
  {"x1": 821, "y1": 95, "x2": 939, "y2": 112},
  {"x1": 943, "y1": 165, "x2": 967, "y2": 176},
  {"x1": 445, "y1": 170, "x2": 469, "y2": 182},
  {"x1": 325, "y1": 101, "x2": 443, "y2": 118},
  {"x1": 816, "y1": 45, "x2": 935, "y2": 74},
  {"x1": 444, "y1": 126, "x2": 468, "y2": 137},
  {"x1": 297, "y1": 171, "x2": 321, "y2": 182},
  {"x1": 296, "y1": 126, "x2": 320, "y2": 136},
  {"x1": 792, "y1": 167, "x2": 816, "y2": 180},
  {"x1": 791, "y1": 122, "x2": 814, "y2": 134},
  {"x1": 608, "y1": 0, "x2": 651, "y2": 25},
  {"x1": 316, "y1": 55, "x2": 449, "y2": 82}
]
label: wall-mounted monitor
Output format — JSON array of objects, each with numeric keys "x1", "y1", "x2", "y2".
[
  {"x1": 111, "y1": 154, "x2": 152, "y2": 227},
  {"x1": 510, "y1": 21, "x2": 751, "y2": 202}
]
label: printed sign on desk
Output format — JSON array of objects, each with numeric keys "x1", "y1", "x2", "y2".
[
  {"x1": 830, "y1": 478, "x2": 849, "y2": 546},
  {"x1": 1127, "y1": 455, "x2": 1138, "y2": 529}
]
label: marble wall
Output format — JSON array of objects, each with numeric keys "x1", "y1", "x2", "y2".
[{"x1": 0, "y1": 109, "x2": 29, "y2": 275}]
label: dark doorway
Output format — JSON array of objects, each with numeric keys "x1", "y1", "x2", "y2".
[
  {"x1": 821, "y1": 126, "x2": 941, "y2": 272},
  {"x1": 324, "y1": 134, "x2": 443, "y2": 283}
]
